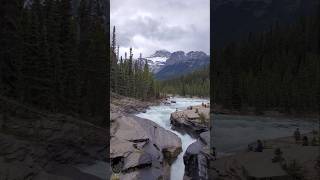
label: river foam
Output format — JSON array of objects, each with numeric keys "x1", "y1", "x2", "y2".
[{"x1": 136, "y1": 97, "x2": 209, "y2": 180}]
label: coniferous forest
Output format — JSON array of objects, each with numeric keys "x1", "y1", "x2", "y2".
[
  {"x1": 213, "y1": 12, "x2": 320, "y2": 114},
  {"x1": 110, "y1": 26, "x2": 161, "y2": 100},
  {"x1": 0, "y1": 0, "x2": 107, "y2": 126},
  {"x1": 160, "y1": 67, "x2": 209, "y2": 98}
]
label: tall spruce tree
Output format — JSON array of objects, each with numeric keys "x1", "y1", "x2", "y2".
[
  {"x1": 58, "y1": 0, "x2": 80, "y2": 113},
  {"x1": 0, "y1": 0, "x2": 22, "y2": 98},
  {"x1": 214, "y1": 12, "x2": 320, "y2": 114}
]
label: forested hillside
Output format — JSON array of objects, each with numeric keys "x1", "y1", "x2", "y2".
[
  {"x1": 213, "y1": 0, "x2": 318, "y2": 48},
  {"x1": 110, "y1": 27, "x2": 161, "y2": 100},
  {"x1": 0, "y1": 0, "x2": 107, "y2": 126},
  {"x1": 160, "y1": 67, "x2": 209, "y2": 97},
  {"x1": 213, "y1": 10, "x2": 320, "y2": 113}
]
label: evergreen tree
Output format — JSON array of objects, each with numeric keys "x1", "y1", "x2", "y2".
[
  {"x1": 0, "y1": 0, "x2": 109, "y2": 127},
  {"x1": 160, "y1": 67, "x2": 210, "y2": 98},
  {"x1": 214, "y1": 13, "x2": 320, "y2": 114},
  {"x1": 58, "y1": 0, "x2": 80, "y2": 113},
  {"x1": 109, "y1": 28, "x2": 159, "y2": 100},
  {"x1": 0, "y1": 0, "x2": 22, "y2": 98}
]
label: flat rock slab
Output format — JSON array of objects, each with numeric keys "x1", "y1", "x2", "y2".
[
  {"x1": 135, "y1": 117, "x2": 182, "y2": 150},
  {"x1": 114, "y1": 116, "x2": 149, "y2": 142}
]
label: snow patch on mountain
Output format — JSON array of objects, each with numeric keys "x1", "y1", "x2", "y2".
[
  {"x1": 146, "y1": 57, "x2": 168, "y2": 73},
  {"x1": 145, "y1": 50, "x2": 171, "y2": 73}
]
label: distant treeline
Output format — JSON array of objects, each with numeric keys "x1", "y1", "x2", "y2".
[
  {"x1": 160, "y1": 67, "x2": 209, "y2": 98},
  {"x1": 214, "y1": 11, "x2": 320, "y2": 113},
  {"x1": 0, "y1": 0, "x2": 107, "y2": 126},
  {"x1": 110, "y1": 27, "x2": 161, "y2": 100}
]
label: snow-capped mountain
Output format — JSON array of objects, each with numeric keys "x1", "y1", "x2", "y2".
[
  {"x1": 155, "y1": 51, "x2": 210, "y2": 80},
  {"x1": 145, "y1": 50, "x2": 171, "y2": 73},
  {"x1": 149, "y1": 50, "x2": 171, "y2": 58},
  {"x1": 143, "y1": 50, "x2": 210, "y2": 80}
]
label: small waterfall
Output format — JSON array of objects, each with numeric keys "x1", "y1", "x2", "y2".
[{"x1": 136, "y1": 97, "x2": 209, "y2": 180}]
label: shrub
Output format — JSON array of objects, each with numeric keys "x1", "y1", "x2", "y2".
[{"x1": 199, "y1": 113, "x2": 206, "y2": 124}]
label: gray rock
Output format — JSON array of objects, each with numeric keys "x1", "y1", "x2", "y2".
[
  {"x1": 119, "y1": 166, "x2": 163, "y2": 180},
  {"x1": 162, "y1": 146, "x2": 182, "y2": 165},
  {"x1": 200, "y1": 131, "x2": 210, "y2": 145},
  {"x1": 113, "y1": 116, "x2": 149, "y2": 142},
  {"x1": 110, "y1": 137, "x2": 135, "y2": 159},
  {"x1": 170, "y1": 111, "x2": 208, "y2": 136},
  {"x1": 122, "y1": 152, "x2": 152, "y2": 171},
  {"x1": 136, "y1": 117, "x2": 181, "y2": 151},
  {"x1": 184, "y1": 139, "x2": 212, "y2": 180},
  {"x1": 110, "y1": 113, "x2": 182, "y2": 178},
  {"x1": 0, "y1": 97, "x2": 107, "y2": 180}
]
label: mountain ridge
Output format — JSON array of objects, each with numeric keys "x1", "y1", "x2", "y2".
[{"x1": 144, "y1": 50, "x2": 210, "y2": 80}]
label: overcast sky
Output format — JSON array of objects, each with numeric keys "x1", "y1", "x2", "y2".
[{"x1": 110, "y1": 0, "x2": 210, "y2": 58}]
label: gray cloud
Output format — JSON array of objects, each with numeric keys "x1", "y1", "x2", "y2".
[{"x1": 111, "y1": 0, "x2": 210, "y2": 58}]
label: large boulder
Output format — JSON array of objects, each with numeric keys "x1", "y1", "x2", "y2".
[
  {"x1": 170, "y1": 106, "x2": 209, "y2": 136},
  {"x1": 184, "y1": 139, "x2": 212, "y2": 180},
  {"x1": 110, "y1": 113, "x2": 182, "y2": 179}
]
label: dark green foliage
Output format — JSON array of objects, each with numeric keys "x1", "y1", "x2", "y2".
[
  {"x1": 159, "y1": 67, "x2": 209, "y2": 98},
  {"x1": 214, "y1": 13, "x2": 320, "y2": 113},
  {"x1": 0, "y1": 0, "x2": 22, "y2": 98},
  {"x1": 110, "y1": 27, "x2": 159, "y2": 100},
  {"x1": 0, "y1": 0, "x2": 108, "y2": 126},
  {"x1": 199, "y1": 113, "x2": 207, "y2": 124}
]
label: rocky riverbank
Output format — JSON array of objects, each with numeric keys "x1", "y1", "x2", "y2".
[
  {"x1": 168, "y1": 102, "x2": 213, "y2": 179},
  {"x1": 170, "y1": 104, "x2": 210, "y2": 137},
  {"x1": 110, "y1": 94, "x2": 182, "y2": 180},
  {"x1": 110, "y1": 93, "x2": 160, "y2": 114},
  {"x1": 208, "y1": 132, "x2": 320, "y2": 180},
  {"x1": 0, "y1": 96, "x2": 107, "y2": 180},
  {"x1": 183, "y1": 131, "x2": 214, "y2": 180},
  {"x1": 169, "y1": 101, "x2": 319, "y2": 180}
]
